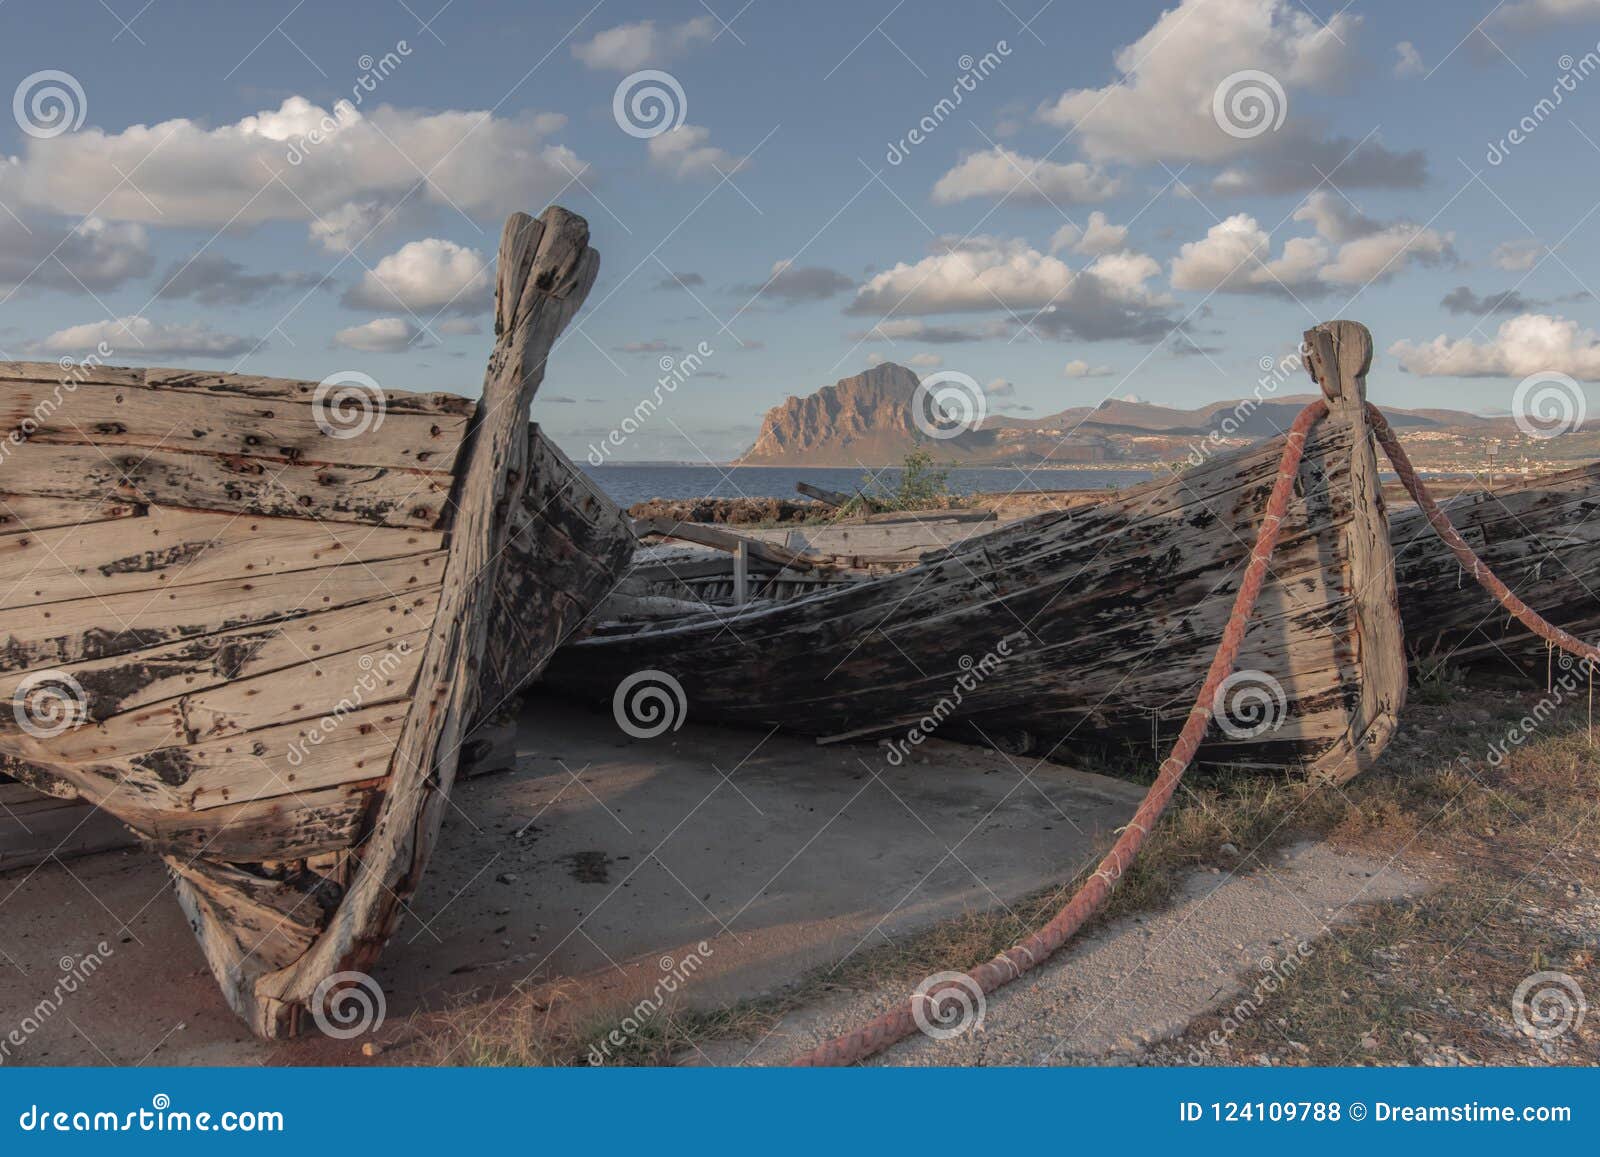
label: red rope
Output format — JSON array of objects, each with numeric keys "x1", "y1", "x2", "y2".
[
  {"x1": 1364, "y1": 402, "x2": 1600, "y2": 666},
  {"x1": 789, "y1": 399, "x2": 1331, "y2": 1067}
]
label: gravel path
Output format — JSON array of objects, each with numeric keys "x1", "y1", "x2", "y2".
[{"x1": 697, "y1": 841, "x2": 1429, "y2": 1066}]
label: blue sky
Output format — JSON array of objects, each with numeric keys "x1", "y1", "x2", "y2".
[{"x1": 3, "y1": 0, "x2": 1600, "y2": 460}]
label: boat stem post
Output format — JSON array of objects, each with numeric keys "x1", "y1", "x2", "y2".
[{"x1": 1301, "y1": 320, "x2": 1408, "y2": 782}]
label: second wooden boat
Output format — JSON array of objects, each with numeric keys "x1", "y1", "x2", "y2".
[{"x1": 545, "y1": 321, "x2": 1408, "y2": 781}]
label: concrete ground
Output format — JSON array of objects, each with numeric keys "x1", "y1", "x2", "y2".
[{"x1": 0, "y1": 694, "x2": 1147, "y2": 1065}]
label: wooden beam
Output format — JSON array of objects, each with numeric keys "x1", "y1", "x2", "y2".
[
  {"x1": 630, "y1": 516, "x2": 815, "y2": 570},
  {"x1": 796, "y1": 481, "x2": 856, "y2": 507}
]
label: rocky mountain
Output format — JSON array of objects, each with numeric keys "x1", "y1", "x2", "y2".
[
  {"x1": 734, "y1": 361, "x2": 1512, "y2": 467},
  {"x1": 736, "y1": 362, "x2": 924, "y2": 465}
]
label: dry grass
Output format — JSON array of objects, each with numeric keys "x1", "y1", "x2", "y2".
[{"x1": 414, "y1": 671, "x2": 1600, "y2": 1067}]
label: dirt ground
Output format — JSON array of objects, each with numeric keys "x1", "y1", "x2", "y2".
[{"x1": 2, "y1": 677, "x2": 1595, "y2": 1068}]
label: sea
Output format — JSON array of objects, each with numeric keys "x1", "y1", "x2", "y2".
[{"x1": 582, "y1": 464, "x2": 1152, "y2": 506}]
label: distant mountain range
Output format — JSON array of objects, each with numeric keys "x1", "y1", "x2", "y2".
[{"x1": 734, "y1": 362, "x2": 1510, "y2": 467}]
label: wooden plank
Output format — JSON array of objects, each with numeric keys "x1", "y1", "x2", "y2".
[
  {"x1": 143, "y1": 781, "x2": 372, "y2": 860},
  {"x1": 1, "y1": 377, "x2": 467, "y2": 472},
  {"x1": 0, "y1": 494, "x2": 141, "y2": 536},
  {"x1": 0, "y1": 790, "x2": 136, "y2": 871},
  {"x1": 0, "y1": 589, "x2": 438, "y2": 736},
  {"x1": 0, "y1": 361, "x2": 477, "y2": 418},
  {"x1": 73, "y1": 700, "x2": 407, "y2": 813},
  {"x1": 0, "y1": 509, "x2": 442, "y2": 608},
  {"x1": 0, "y1": 441, "x2": 451, "y2": 528},
  {"x1": 3, "y1": 628, "x2": 426, "y2": 764},
  {"x1": 0, "y1": 550, "x2": 445, "y2": 674},
  {"x1": 632, "y1": 516, "x2": 815, "y2": 570}
]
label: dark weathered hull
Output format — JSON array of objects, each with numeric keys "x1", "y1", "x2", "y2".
[
  {"x1": 1392, "y1": 461, "x2": 1600, "y2": 667},
  {"x1": 546, "y1": 340, "x2": 1408, "y2": 783}
]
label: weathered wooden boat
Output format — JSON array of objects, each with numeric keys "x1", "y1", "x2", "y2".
[
  {"x1": 1391, "y1": 460, "x2": 1600, "y2": 669},
  {"x1": 545, "y1": 321, "x2": 1408, "y2": 780},
  {"x1": 0, "y1": 205, "x2": 616, "y2": 1037}
]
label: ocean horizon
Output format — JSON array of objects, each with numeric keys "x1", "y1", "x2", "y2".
[{"x1": 580, "y1": 463, "x2": 1153, "y2": 506}]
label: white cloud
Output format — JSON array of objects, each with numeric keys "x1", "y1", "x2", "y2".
[
  {"x1": 26, "y1": 316, "x2": 258, "y2": 358},
  {"x1": 1050, "y1": 211, "x2": 1130, "y2": 256},
  {"x1": 1036, "y1": 0, "x2": 1355, "y2": 164},
  {"x1": 1394, "y1": 41, "x2": 1425, "y2": 77},
  {"x1": 908, "y1": 353, "x2": 944, "y2": 369},
  {"x1": 647, "y1": 123, "x2": 744, "y2": 180},
  {"x1": 930, "y1": 147, "x2": 1120, "y2": 205},
  {"x1": 1492, "y1": 0, "x2": 1600, "y2": 31},
  {"x1": 985, "y1": 377, "x2": 1015, "y2": 396},
  {"x1": 1171, "y1": 214, "x2": 1328, "y2": 294},
  {"x1": 572, "y1": 17, "x2": 714, "y2": 70},
  {"x1": 1171, "y1": 194, "x2": 1453, "y2": 295},
  {"x1": 850, "y1": 318, "x2": 1011, "y2": 343},
  {"x1": 1064, "y1": 359, "x2": 1115, "y2": 378},
  {"x1": 343, "y1": 238, "x2": 490, "y2": 314},
  {"x1": 3, "y1": 97, "x2": 586, "y2": 246},
  {"x1": 437, "y1": 318, "x2": 482, "y2": 336},
  {"x1": 1493, "y1": 239, "x2": 1546, "y2": 271},
  {"x1": 0, "y1": 216, "x2": 152, "y2": 294},
  {"x1": 850, "y1": 235, "x2": 1160, "y2": 315},
  {"x1": 848, "y1": 235, "x2": 1174, "y2": 342},
  {"x1": 333, "y1": 317, "x2": 426, "y2": 353},
  {"x1": 1391, "y1": 313, "x2": 1600, "y2": 379}
]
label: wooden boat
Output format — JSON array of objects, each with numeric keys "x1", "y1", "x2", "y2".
[
  {"x1": 545, "y1": 321, "x2": 1408, "y2": 780},
  {"x1": 0, "y1": 419, "x2": 634, "y2": 868},
  {"x1": 0, "y1": 206, "x2": 619, "y2": 1038},
  {"x1": 1391, "y1": 461, "x2": 1600, "y2": 669}
]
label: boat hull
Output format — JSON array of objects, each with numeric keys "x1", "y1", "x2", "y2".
[
  {"x1": 0, "y1": 206, "x2": 605, "y2": 1037},
  {"x1": 547, "y1": 387, "x2": 1407, "y2": 781}
]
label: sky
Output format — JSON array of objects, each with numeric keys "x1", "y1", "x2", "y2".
[{"x1": 3, "y1": 0, "x2": 1600, "y2": 461}]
